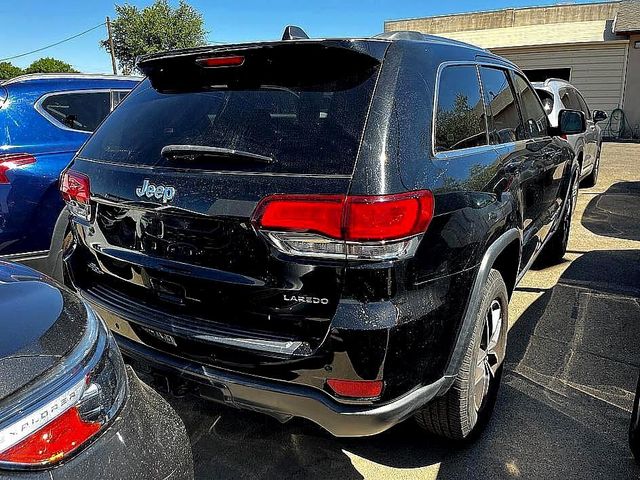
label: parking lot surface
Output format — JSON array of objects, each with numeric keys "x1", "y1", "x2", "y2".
[{"x1": 166, "y1": 143, "x2": 640, "y2": 479}]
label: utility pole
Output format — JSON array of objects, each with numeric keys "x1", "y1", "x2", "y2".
[{"x1": 106, "y1": 16, "x2": 117, "y2": 75}]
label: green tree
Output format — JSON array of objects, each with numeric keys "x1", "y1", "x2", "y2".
[
  {"x1": 24, "y1": 57, "x2": 78, "y2": 74},
  {"x1": 102, "y1": 0, "x2": 207, "y2": 74},
  {"x1": 0, "y1": 62, "x2": 24, "y2": 80},
  {"x1": 435, "y1": 93, "x2": 487, "y2": 153}
]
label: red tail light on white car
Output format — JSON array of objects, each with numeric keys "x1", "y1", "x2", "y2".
[{"x1": 252, "y1": 190, "x2": 434, "y2": 261}]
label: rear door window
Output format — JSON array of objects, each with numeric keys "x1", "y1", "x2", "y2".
[
  {"x1": 575, "y1": 91, "x2": 591, "y2": 119},
  {"x1": 513, "y1": 74, "x2": 548, "y2": 139},
  {"x1": 434, "y1": 65, "x2": 487, "y2": 152},
  {"x1": 40, "y1": 91, "x2": 111, "y2": 132},
  {"x1": 79, "y1": 64, "x2": 380, "y2": 175},
  {"x1": 559, "y1": 87, "x2": 582, "y2": 112},
  {"x1": 479, "y1": 67, "x2": 524, "y2": 144}
]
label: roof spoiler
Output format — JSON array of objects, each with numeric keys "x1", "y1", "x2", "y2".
[{"x1": 282, "y1": 25, "x2": 309, "y2": 41}]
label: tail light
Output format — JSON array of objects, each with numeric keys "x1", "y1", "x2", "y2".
[
  {"x1": 196, "y1": 55, "x2": 245, "y2": 68},
  {"x1": 326, "y1": 379, "x2": 384, "y2": 399},
  {"x1": 60, "y1": 169, "x2": 92, "y2": 220},
  {"x1": 252, "y1": 190, "x2": 434, "y2": 260},
  {"x1": 0, "y1": 308, "x2": 126, "y2": 469},
  {"x1": 0, "y1": 153, "x2": 36, "y2": 184}
]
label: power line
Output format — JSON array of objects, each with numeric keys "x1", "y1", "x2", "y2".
[{"x1": 0, "y1": 22, "x2": 106, "y2": 62}]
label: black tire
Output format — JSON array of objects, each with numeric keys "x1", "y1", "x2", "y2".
[
  {"x1": 43, "y1": 210, "x2": 72, "y2": 283},
  {"x1": 537, "y1": 173, "x2": 578, "y2": 266},
  {"x1": 581, "y1": 148, "x2": 600, "y2": 188},
  {"x1": 415, "y1": 269, "x2": 508, "y2": 440}
]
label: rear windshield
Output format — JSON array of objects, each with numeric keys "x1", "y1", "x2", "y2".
[{"x1": 79, "y1": 67, "x2": 380, "y2": 175}]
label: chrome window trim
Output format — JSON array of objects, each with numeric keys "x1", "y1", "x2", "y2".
[
  {"x1": 3, "y1": 73, "x2": 142, "y2": 87},
  {"x1": 432, "y1": 143, "x2": 498, "y2": 161},
  {"x1": 34, "y1": 89, "x2": 122, "y2": 133}
]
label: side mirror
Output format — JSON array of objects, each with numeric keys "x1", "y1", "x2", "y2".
[
  {"x1": 593, "y1": 110, "x2": 608, "y2": 123},
  {"x1": 553, "y1": 109, "x2": 586, "y2": 136}
]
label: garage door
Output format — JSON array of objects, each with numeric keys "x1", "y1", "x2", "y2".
[{"x1": 493, "y1": 42, "x2": 627, "y2": 115}]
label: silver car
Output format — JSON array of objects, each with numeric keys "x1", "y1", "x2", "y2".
[{"x1": 533, "y1": 79, "x2": 607, "y2": 187}]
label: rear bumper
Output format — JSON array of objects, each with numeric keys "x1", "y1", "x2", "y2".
[
  {"x1": 0, "y1": 367, "x2": 193, "y2": 480},
  {"x1": 117, "y1": 333, "x2": 450, "y2": 437}
]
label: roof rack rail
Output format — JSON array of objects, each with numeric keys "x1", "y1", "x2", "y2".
[
  {"x1": 545, "y1": 77, "x2": 571, "y2": 84},
  {"x1": 1, "y1": 73, "x2": 142, "y2": 87},
  {"x1": 373, "y1": 31, "x2": 426, "y2": 41},
  {"x1": 282, "y1": 25, "x2": 309, "y2": 41}
]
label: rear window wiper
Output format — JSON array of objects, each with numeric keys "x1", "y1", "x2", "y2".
[{"x1": 161, "y1": 145, "x2": 274, "y2": 164}]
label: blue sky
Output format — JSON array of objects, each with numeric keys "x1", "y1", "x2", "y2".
[{"x1": 0, "y1": 0, "x2": 611, "y2": 73}]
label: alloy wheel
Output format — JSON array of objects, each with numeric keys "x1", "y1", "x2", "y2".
[{"x1": 472, "y1": 299, "x2": 504, "y2": 416}]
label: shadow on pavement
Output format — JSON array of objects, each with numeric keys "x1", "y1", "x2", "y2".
[
  {"x1": 492, "y1": 249, "x2": 640, "y2": 479},
  {"x1": 345, "y1": 250, "x2": 640, "y2": 479},
  {"x1": 169, "y1": 398, "x2": 369, "y2": 479},
  {"x1": 582, "y1": 181, "x2": 640, "y2": 241}
]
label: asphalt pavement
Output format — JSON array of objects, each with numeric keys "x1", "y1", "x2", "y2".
[{"x1": 168, "y1": 143, "x2": 640, "y2": 480}]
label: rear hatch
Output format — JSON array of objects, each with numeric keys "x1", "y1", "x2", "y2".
[{"x1": 68, "y1": 41, "x2": 386, "y2": 359}]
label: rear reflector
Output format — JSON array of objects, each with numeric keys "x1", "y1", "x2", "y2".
[
  {"x1": 327, "y1": 379, "x2": 384, "y2": 399},
  {"x1": 196, "y1": 55, "x2": 245, "y2": 68},
  {"x1": 254, "y1": 190, "x2": 434, "y2": 242},
  {"x1": 0, "y1": 153, "x2": 36, "y2": 184}
]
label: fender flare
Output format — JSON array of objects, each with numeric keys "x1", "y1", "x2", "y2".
[{"x1": 439, "y1": 227, "x2": 521, "y2": 388}]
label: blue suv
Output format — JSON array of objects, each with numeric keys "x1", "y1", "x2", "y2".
[{"x1": 0, "y1": 74, "x2": 139, "y2": 258}]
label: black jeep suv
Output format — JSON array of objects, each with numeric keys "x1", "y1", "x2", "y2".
[{"x1": 60, "y1": 30, "x2": 584, "y2": 439}]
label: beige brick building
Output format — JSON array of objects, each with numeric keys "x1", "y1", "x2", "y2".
[{"x1": 385, "y1": 1, "x2": 640, "y2": 137}]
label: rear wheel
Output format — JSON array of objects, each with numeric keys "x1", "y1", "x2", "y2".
[
  {"x1": 415, "y1": 269, "x2": 508, "y2": 440},
  {"x1": 581, "y1": 148, "x2": 600, "y2": 188}
]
